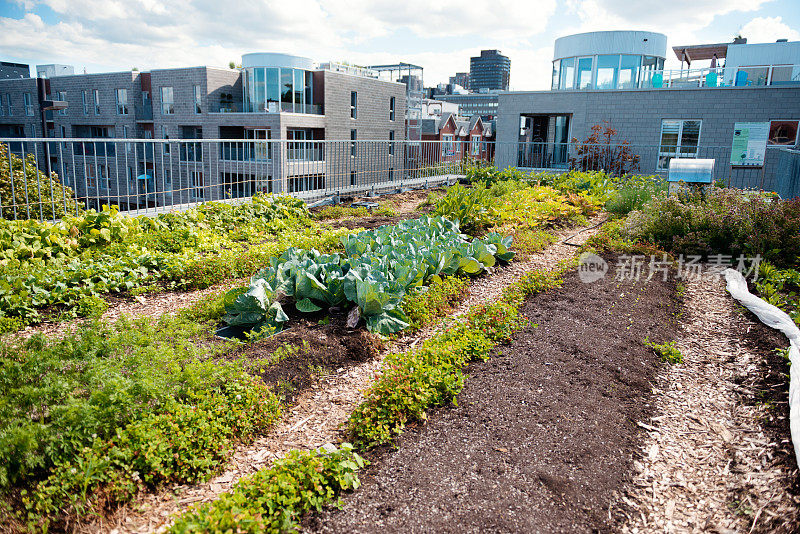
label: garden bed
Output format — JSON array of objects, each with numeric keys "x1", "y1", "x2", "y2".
[{"x1": 307, "y1": 257, "x2": 679, "y2": 532}]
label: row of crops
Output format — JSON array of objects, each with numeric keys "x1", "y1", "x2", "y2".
[{"x1": 223, "y1": 216, "x2": 514, "y2": 336}]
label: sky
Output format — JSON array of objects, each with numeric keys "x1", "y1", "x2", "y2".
[{"x1": 0, "y1": 0, "x2": 798, "y2": 91}]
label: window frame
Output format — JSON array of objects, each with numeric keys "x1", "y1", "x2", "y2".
[
  {"x1": 160, "y1": 86, "x2": 174, "y2": 115},
  {"x1": 389, "y1": 130, "x2": 395, "y2": 155},
  {"x1": 93, "y1": 89, "x2": 101, "y2": 115},
  {"x1": 116, "y1": 88, "x2": 129, "y2": 115},
  {"x1": 350, "y1": 91, "x2": 357, "y2": 119},
  {"x1": 657, "y1": 119, "x2": 702, "y2": 171},
  {"x1": 194, "y1": 85, "x2": 202, "y2": 114},
  {"x1": 471, "y1": 134, "x2": 481, "y2": 156},
  {"x1": 442, "y1": 134, "x2": 455, "y2": 156},
  {"x1": 23, "y1": 93, "x2": 34, "y2": 116},
  {"x1": 82, "y1": 90, "x2": 89, "y2": 115},
  {"x1": 350, "y1": 129, "x2": 357, "y2": 157},
  {"x1": 389, "y1": 96, "x2": 396, "y2": 121}
]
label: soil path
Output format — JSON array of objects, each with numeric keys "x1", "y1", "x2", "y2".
[
  {"x1": 620, "y1": 273, "x2": 800, "y2": 533},
  {"x1": 307, "y1": 257, "x2": 678, "y2": 533},
  {"x1": 95, "y1": 218, "x2": 606, "y2": 534}
]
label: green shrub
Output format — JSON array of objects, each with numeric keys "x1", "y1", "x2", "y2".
[
  {"x1": 623, "y1": 188, "x2": 800, "y2": 266},
  {"x1": 433, "y1": 184, "x2": 497, "y2": 235},
  {"x1": 170, "y1": 444, "x2": 365, "y2": 534}
]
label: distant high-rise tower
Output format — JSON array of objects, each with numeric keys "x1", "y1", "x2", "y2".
[
  {"x1": 448, "y1": 72, "x2": 470, "y2": 89},
  {"x1": 469, "y1": 50, "x2": 510, "y2": 91}
]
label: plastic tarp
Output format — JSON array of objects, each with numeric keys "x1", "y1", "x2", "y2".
[{"x1": 724, "y1": 268, "x2": 800, "y2": 467}]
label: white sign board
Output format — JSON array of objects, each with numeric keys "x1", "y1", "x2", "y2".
[{"x1": 730, "y1": 122, "x2": 769, "y2": 167}]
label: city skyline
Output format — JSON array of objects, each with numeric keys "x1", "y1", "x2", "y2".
[{"x1": 0, "y1": 0, "x2": 799, "y2": 91}]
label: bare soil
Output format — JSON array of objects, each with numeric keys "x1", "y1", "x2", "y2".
[{"x1": 307, "y1": 257, "x2": 679, "y2": 533}]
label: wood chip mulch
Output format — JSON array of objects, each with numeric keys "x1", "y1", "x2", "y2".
[{"x1": 620, "y1": 272, "x2": 800, "y2": 534}]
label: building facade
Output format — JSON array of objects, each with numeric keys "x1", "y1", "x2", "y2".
[
  {"x1": 469, "y1": 50, "x2": 510, "y2": 92},
  {"x1": 496, "y1": 31, "x2": 800, "y2": 191},
  {"x1": 0, "y1": 53, "x2": 406, "y2": 207},
  {"x1": 432, "y1": 92, "x2": 499, "y2": 120},
  {"x1": 421, "y1": 113, "x2": 493, "y2": 165}
]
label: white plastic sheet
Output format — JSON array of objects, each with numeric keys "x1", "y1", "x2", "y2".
[{"x1": 724, "y1": 268, "x2": 800, "y2": 467}]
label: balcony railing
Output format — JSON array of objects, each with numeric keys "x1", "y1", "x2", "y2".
[
  {"x1": 135, "y1": 98, "x2": 153, "y2": 121},
  {"x1": 553, "y1": 64, "x2": 800, "y2": 90}
]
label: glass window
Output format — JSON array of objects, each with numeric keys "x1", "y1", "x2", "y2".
[
  {"x1": 82, "y1": 91, "x2": 89, "y2": 114},
  {"x1": 304, "y1": 71, "x2": 313, "y2": 113},
  {"x1": 596, "y1": 55, "x2": 619, "y2": 89},
  {"x1": 551, "y1": 60, "x2": 560, "y2": 90},
  {"x1": 247, "y1": 129, "x2": 271, "y2": 160},
  {"x1": 559, "y1": 58, "x2": 574, "y2": 89},
  {"x1": 194, "y1": 85, "x2": 202, "y2": 113},
  {"x1": 253, "y1": 69, "x2": 265, "y2": 112},
  {"x1": 93, "y1": 89, "x2": 100, "y2": 115},
  {"x1": 266, "y1": 68, "x2": 280, "y2": 111},
  {"x1": 390, "y1": 96, "x2": 396, "y2": 121},
  {"x1": 442, "y1": 134, "x2": 455, "y2": 156},
  {"x1": 618, "y1": 55, "x2": 640, "y2": 89},
  {"x1": 281, "y1": 68, "x2": 293, "y2": 111},
  {"x1": 160, "y1": 87, "x2": 174, "y2": 115},
  {"x1": 116, "y1": 88, "x2": 128, "y2": 115},
  {"x1": 658, "y1": 119, "x2": 701, "y2": 170},
  {"x1": 576, "y1": 57, "x2": 593, "y2": 90},
  {"x1": 23, "y1": 93, "x2": 33, "y2": 116},
  {"x1": 471, "y1": 134, "x2": 481, "y2": 155},
  {"x1": 191, "y1": 171, "x2": 204, "y2": 200},
  {"x1": 350, "y1": 129, "x2": 357, "y2": 156},
  {"x1": 350, "y1": 91, "x2": 357, "y2": 119},
  {"x1": 294, "y1": 69, "x2": 304, "y2": 110},
  {"x1": 640, "y1": 56, "x2": 660, "y2": 88},
  {"x1": 389, "y1": 130, "x2": 395, "y2": 155}
]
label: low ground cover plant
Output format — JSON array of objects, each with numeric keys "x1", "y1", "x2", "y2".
[
  {"x1": 0, "y1": 195, "x2": 355, "y2": 327},
  {"x1": 644, "y1": 338, "x2": 684, "y2": 364},
  {"x1": 170, "y1": 444, "x2": 365, "y2": 534},
  {"x1": 0, "y1": 313, "x2": 281, "y2": 529}
]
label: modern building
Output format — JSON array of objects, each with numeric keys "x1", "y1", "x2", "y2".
[
  {"x1": 433, "y1": 92, "x2": 499, "y2": 120},
  {"x1": 496, "y1": 31, "x2": 800, "y2": 191},
  {"x1": 420, "y1": 98, "x2": 460, "y2": 120},
  {"x1": 0, "y1": 53, "x2": 407, "y2": 207},
  {"x1": 470, "y1": 50, "x2": 510, "y2": 92}
]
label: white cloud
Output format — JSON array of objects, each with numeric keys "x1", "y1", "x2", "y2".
[{"x1": 739, "y1": 16, "x2": 800, "y2": 43}]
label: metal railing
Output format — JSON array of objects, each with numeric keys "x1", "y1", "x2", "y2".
[{"x1": 0, "y1": 137, "x2": 792, "y2": 221}]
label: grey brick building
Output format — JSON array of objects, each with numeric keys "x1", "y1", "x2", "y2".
[
  {"x1": 495, "y1": 31, "x2": 800, "y2": 190},
  {"x1": 0, "y1": 53, "x2": 406, "y2": 208}
]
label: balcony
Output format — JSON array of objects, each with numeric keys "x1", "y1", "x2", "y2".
[{"x1": 135, "y1": 98, "x2": 153, "y2": 121}]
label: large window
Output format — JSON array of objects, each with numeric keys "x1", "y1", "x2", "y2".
[
  {"x1": 442, "y1": 134, "x2": 455, "y2": 156},
  {"x1": 194, "y1": 85, "x2": 202, "y2": 114},
  {"x1": 618, "y1": 55, "x2": 640, "y2": 89},
  {"x1": 116, "y1": 88, "x2": 129, "y2": 115},
  {"x1": 559, "y1": 58, "x2": 575, "y2": 90},
  {"x1": 23, "y1": 93, "x2": 33, "y2": 116},
  {"x1": 82, "y1": 90, "x2": 89, "y2": 115},
  {"x1": 576, "y1": 57, "x2": 593, "y2": 90},
  {"x1": 247, "y1": 129, "x2": 271, "y2": 160},
  {"x1": 281, "y1": 69, "x2": 293, "y2": 111},
  {"x1": 551, "y1": 60, "x2": 560, "y2": 90},
  {"x1": 596, "y1": 55, "x2": 619, "y2": 90},
  {"x1": 350, "y1": 129, "x2": 357, "y2": 157},
  {"x1": 389, "y1": 97, "x2": 396, "y2": 121},
  {"x1": 294, "y1": 69, "x2": 304, "y2": 110},
  {"x1": 658, "y1": 119, "x2": 701, "y2": 171},
  {"x1": 93, "y1": 89, "x2": 101, "y2": 115},
  {"x1": 350, "y1": 91, "x2": 357, "y2": 119},
  {"x1": 160, "y1": 87, "x2": 174, "y2": 115}
]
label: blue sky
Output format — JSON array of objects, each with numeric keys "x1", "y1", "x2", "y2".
[{"x1": 0, "y1": 0, "x2": 798, "y2": 90}]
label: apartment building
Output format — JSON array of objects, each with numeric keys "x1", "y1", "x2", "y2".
[
  {"x1": 469, "y1": 50, "x2": 510, "y2": 92},
  {"x1": 496, "y1": 31, "x2": 800, "y2": 190},
  {"x1": 0, "y1": 53, "x2": 406, "y2": 207}
]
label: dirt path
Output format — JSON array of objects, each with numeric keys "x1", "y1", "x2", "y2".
[
  {"x1": 306, "y1": 257, "x2": 678, "y2": 533},
  {"x1": 620, "y1": 273, "x2": 800, "y2": 533},
  {"x1": 95, "y1": 218, "x2": 605, "y2": 534}
]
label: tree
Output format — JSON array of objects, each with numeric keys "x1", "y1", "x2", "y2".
[
  {"x1": 0, "y1": 144, "x2": 81, "y2": 220},
  {"x1": 569, "y1": 122, "x2": 640, "y2": 176},
  {"x1": 229, "y1": 61, "x2": 236, "y2": 69}
]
